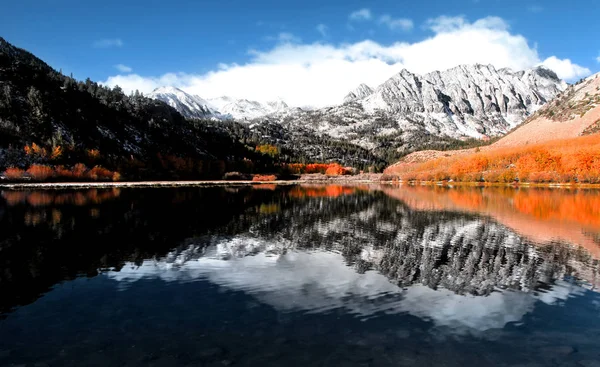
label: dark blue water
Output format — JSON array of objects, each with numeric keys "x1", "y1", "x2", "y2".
[{"x1": 1, "y1": 185, "x2": 600, "y2": 366}]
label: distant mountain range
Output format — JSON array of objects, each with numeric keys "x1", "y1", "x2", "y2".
[
  {"x1": 149, "y1": 64, "x2": 566, "y2": 154},
  {"x1": 147, "y1": 87, "x2": 289, "y2": 120}
]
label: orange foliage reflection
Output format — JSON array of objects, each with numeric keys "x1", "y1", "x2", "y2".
[
  {"x1": 383, "y1": 185, "x2": 600, "y2": 258},
  {"x1": 1, "y1": 188, "x2": 121, "y2": 207},
  {"x1": 289, "y1": 185, "x2": 358, "y2": 198}
]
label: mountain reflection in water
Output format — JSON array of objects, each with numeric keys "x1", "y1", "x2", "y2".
[{"x1": 1, "y1": 185, "x2": 599, "y2": 366}]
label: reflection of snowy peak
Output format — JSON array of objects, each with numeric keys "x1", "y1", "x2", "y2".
[{"x1": 108, "y1": 197, "x2": 590, "y2": 335}]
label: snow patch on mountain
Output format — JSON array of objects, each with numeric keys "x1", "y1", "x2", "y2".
[
  {"x1": 207, "y1": 96, "x2": 289, "y2": 120},
  {"x1": 343, "y1": 83, "x2": 374, "y2": 103},
  {"x1": 146, "y1": 87, "x2": 216, "y2": 119}
]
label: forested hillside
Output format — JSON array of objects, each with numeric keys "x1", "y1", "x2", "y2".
[{"x1": 0, "y1": 37, "x2": 286, "y2": 179}]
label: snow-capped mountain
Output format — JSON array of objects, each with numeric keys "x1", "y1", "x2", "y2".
[
  {"x1": 207, "y1": 96, "x2": 289, "y2": 120},
  {"x1": 146, "y1": 86, "x2": 216, "y2": 119},
  {"x1": 146, "y1": 64, "x2": 566, "y2": 156},
  {"x1": 360, "y1": 64, "x2": 565, "y2": 119},
  {"x1": 343, "y1": 83, "x2": 374, "y2": 103},
  {"x1": 146, "y1": 87, "x2": 290, "y2": 121},
  {"x1": 274, "y1": 64, "x2": 566, "y2": 152}
]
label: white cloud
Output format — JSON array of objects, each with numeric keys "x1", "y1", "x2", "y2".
[
  {"x1": 541, "y1": 56, "x2": 591, "y2": 80},
  {"x1": 316, "y1": 24, "x2": 328, "y2": 37},
  {"x1": 379, "y1": 15, "x2": 413, "y2": 31},
  {"x1": 114, "y1": 64, "x2": 132, "y2": 73},
  {"x1": 349, "y1": 8, "x2": 372, "y2": 21},
  {"x1": 93, "y1": 38, "x2": 123, "y2": 48},
  {"x1": 596, "y1": 54, "x2": 600, "y2": 63},
  {"x1": 102, "y1": 16, "x2": 590, "y2": 107}
]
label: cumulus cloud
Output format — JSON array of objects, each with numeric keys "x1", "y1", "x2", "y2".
[
  {"x1": 102, "y1": 16, "x2": 591, "y2": 107},
  {"x1": 93, "y1": 38, "x2": 123, "y2": 48},
  {"x1": 316, "y1": 24, "x2": 328, "y2": 37},
  {"x1": 114, "y1": 64, "x2": 132, "y2": 73},
  {"x1": 379, "y1": 15, "x2": 413, "y2": 31},
  {"x1": 541, "y1": 56, "x2": 591, "y2": 81},
  {"x1": 349, "y1": 8, "x2": 372, "y2": 21}
]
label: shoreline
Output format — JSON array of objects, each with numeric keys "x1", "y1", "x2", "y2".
[{"x1": 1, "y1": 179, "x2": 600, "y2": 190}]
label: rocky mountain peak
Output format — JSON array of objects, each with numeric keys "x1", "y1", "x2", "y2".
[{"x1": 343, "y1": 83, "x2": 374, "y2": 103}]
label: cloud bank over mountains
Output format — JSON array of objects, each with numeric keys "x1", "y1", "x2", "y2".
[{"x1": 103, "y1": 16, "x2": 591, "y2": 107}]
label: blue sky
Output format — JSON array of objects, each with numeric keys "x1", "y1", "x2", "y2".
[{"x1": 1, "y1": 0, "x2": 599, "y2": 106}]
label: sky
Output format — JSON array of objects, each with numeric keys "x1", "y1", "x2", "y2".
[{"x1": 1, "y1": 0, "x2": 599, "y2": 107}]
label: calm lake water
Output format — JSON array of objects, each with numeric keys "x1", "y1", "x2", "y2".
[{"x1": 1, "y1": 184, "x2": 600, "y2": 366}]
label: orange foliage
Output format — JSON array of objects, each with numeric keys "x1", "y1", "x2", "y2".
[
  {"x1": 255, "y1": 144, "x2": 279, "y2": 157},
  {"x1": 71, "y1": 163, "x2": 88, "y2": 178},
  {"x1": 387, "y1": 134, "x2": 600, "y2": 184},
  {"x1": 24, "y1": 143, "x2": 47, "y2": 158},
  {"x1": 2, "y1": 188, "x2": 121, "y2": 207},
  {"x1": 325, "y1": 163, "x2": 350, "y2": 176},
  {"x1": 50, "y1": 146, "x2": 63, "y2": 160},
  {"x1": 252, "y1": 174, "x2": 277, "y2": 181},
  {"x1": 3, "y1": 163, "x2": 120, "y2": 182},
  {"x1": 87, "y1": 149, "x2": 100, "y2": 159},
  {"x1": 54, "y1": 165, "x2": 74, "y2": 178},
  {"x1": 88, "y1": 166, "x2": 115, "y2": 180},
  {"x1": 27, "y1": 165, "x2": 54, "y2": 181},
  {"x1": 3, "y1": 167, "x2": 25, "y2": 180},
  {"x1": 286, "y1": 163, "x2": 353, "y2": 175}
]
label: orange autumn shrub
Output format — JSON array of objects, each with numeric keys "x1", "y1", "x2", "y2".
[
  {"x1": 88, "y1": 166, "x2": 114, "y2": 181},
  {"x1": 27, "y1": 165, "x2": 54, "y2": 181},
  {"x1": 325, "y1": 163, "x2": 348, "y2": 176},
  {"x1": 252, "y1": 174, "x2": 277, "y2": 181},
  {"x1": 285, "y1": 163, "x2": 344, "y2": 174},
  {"x1": 386, "y1": 134, "x2": 600, "y2": 184},
  {"x1": 54, "y1": 165, "x2": 73, "y2": 179},
  {"x1": 3, "y1": 167, "x2": 25, "y2": 180},
  {"x1": 71, "y1": 163, "x2": 88, "y2": 179}
]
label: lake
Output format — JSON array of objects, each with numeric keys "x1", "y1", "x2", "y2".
[{"x1": 1, "y1": 184, "x2": 599, "y2": 366}]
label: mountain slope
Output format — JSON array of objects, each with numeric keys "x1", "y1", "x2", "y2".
[
  {"x1": 0, "y1": 37, "x2": 273, "y2": 179},
  {"x1": 492, "y1": 72, "x2": 600, "y2": 148},
  {"x1": 145, "y1": 88, "x2": 290, "y2": 121},
  {"x1": 383, "y1": 73, "x2": 600, "y2": 183},
  {"x1": 343, "y1": 83, "x2": 374, "y2": 103},
  {"x1": 207, "y1": 96, "x2": 289, "y2": 120},
  {"x1": 146, "y1": 86, "x2": 215, "y2": 119}
]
